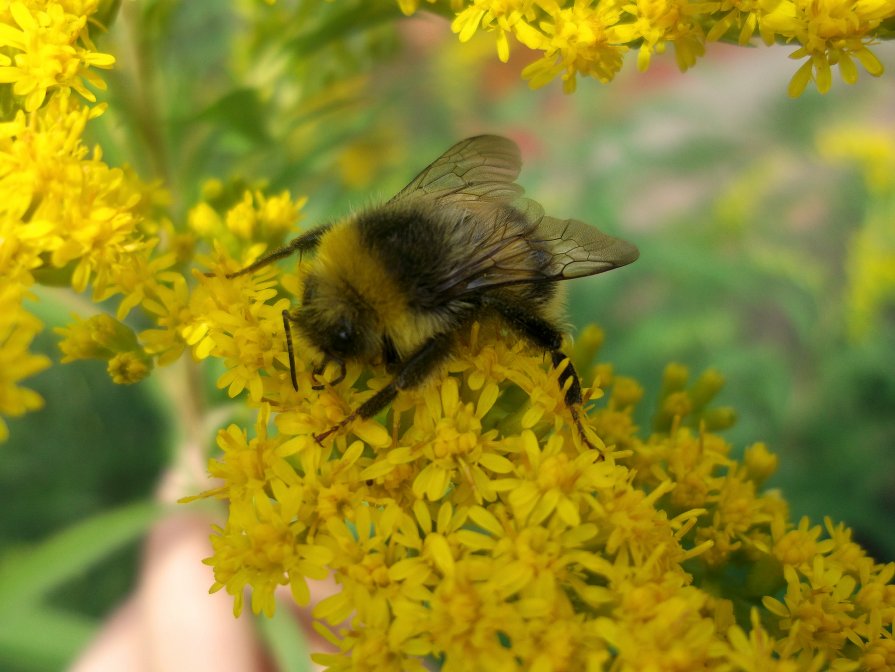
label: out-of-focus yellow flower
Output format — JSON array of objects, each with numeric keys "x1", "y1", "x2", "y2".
[
  {"x1": 819, "y1": 126, "x2": 895, "y2": 340},
  {"x1": 337, "y1": 135, "x2": 403, "y2": 189},
  {"x1": 743, "y1": 441, "x2": 778, "y2": 485},
  {"x1": 56, "y1": 313, "x2": 154, "y2": 383},
  {"x1": 0, "y1": 285, "x2": 50, "y2": 441},
  {"x1": 107, "y1": 351, "x2": 152, "y2": 384},
  {"x1": 225, "y1": 190, "x2": 306, "y2": 242}
]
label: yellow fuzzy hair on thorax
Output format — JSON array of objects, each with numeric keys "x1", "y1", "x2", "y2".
[{"x1": 312, "y1": 218, "x2": 445, "y2": 356}]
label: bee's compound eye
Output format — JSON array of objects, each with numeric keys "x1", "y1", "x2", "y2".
[{"x1": 330, "y1": 317, "x2": 355, "y2": 356}]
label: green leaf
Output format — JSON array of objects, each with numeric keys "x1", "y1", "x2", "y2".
[
  {"x1": 256, "y1": 596, "x2": 314, "y2": 672},
  {"x1": 285, "y1": 2, "x2": 403, "y2": 58},
  {"x1": 196, "y1": 88, "x2": 272, "y2": 145},
  {"x1": 94, "y1": 0, "x2": 123, "y2": 30},
  {"x1": 0, "y1": 501, "x2": 163, "y2": 606},
  {"x1": 0, "y1": 606, "x2": 96, "y2": 672}
]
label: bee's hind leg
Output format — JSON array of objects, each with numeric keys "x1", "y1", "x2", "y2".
[
  {"x1": 482, "y1": 296, "x2": 599, "y2": 453},
  {"x1": 548, "y1": 351, "x2": 599, "y2": 453}
]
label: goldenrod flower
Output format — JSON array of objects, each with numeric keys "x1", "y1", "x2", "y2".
[
  {"x1": 1, "y1": 4, "x2": 892, "y2": 670},
  {"x1": 56, "y1": 313, "x2": 153, "y2": 383},
  {"x1": 203, "y1": 405, "x2": 334, "y2": 617},
  {"x1": 185, "y1": 267, "x2": 292, "y2": 402},
  {"x1": 0, "y1": 0, "x2": 160, "y2": 434},
  {"x1": 107, "y1": 351, "x2": 152, "y2": 384},
  {"x1": 453, "y1": 0, "x2": 539, "y2": 63},
  {"x1": 521, "y1": 0, "x2": 628, "y2": 93},
  {"x1": 706, "y1": 0, "x2": 768, "y2": 46},
  {"x1": 721, "y1": 607, "x2": 826, "y2": 671},
  {"x1": 224, "y1": 190, "x2": 307, "y2": 243},
  {"x1": 0, "y1": 285, "x2": 49, "y2": 441},
  {"x1": 612, "y1": 0, "x2": 709, "y2": 72},
  {"x1": 819, "y1": 126, "x2": 895, "y2": 341},
  {"x1": 762, "y1": 0, "x2": 890, "y2": 96},
  {"x1": 398, "y1": 0, "x2": 895, "y2": 95},
  {"x1": 0, "y1": 1, "x2": 114, "y2": 111},
  {"x1": 195, "y1": 270, "x2": 895, "y2": 669}
]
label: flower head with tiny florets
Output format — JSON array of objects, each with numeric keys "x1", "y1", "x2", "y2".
[{"x1": 192, "y1": 259, "x2": 895, "y2": 669}]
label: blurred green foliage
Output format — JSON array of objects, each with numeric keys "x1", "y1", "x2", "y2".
[
  {"x1": 2, "y1": 1, "x2": 893, "y2": 669},
  {"x1": 0, "y1": 294, "x2": 168, "y2": 671}
]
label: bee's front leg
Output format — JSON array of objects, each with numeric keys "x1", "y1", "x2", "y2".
[
  {"x1": 310, "y1": 356, "x2": 346, "y2": 390},
  {"x1": 314, "y1": 331, "x2": 454, "y2": 444}
]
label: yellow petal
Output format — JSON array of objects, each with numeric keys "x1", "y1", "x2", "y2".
[{"x1": 787, "y1": 58, "x2": 813, "y2": 98}]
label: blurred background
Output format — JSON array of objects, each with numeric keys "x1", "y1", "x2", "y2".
[{"x1": 2, "y1": 2, "x2": 894, "y2": 670}]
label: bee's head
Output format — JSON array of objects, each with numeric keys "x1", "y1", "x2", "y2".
[{"x1": 296, "y1": 272, "x2": 378, "y2": 362}]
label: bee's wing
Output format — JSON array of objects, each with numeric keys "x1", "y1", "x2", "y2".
[
  {"x1": 531, "y1": 216, "x2": 640, "y2": 280},
  {"x1": 391, "y1": 135, "x2": 638, "y2": 296},
  {"x1": 389, "y1": 135, "x2": 524, "y2": 206},
  {"x1": 438, "y1": 211, "x2": 639, "y2": 295}
]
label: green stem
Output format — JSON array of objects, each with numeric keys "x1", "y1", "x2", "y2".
[{"x1": 118, "y1": 1, "x2": 173, "y2": 198}]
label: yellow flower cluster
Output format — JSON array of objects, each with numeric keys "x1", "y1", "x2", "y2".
[
  {"x1": 180, "y1": 189, "x2": 309, "y2": 393},
  {"x1": 397, "y1": 0, "x2": 895, "y2": 95},
  {"x1": 0, "y1": 0, "x2": 132, "y2": 435},
  {"x1": 0, "y1": 0, "x2": 114, "y2": 111},
  {"x1": 0, "y1": 283, "x2": 49, "y2": 441},
  {"x1": 50, "y1": 186, "x2": 309, "y2": 383},
  {"x1": 197, "y1": 295, "x2": 895, "y2": 669},
  {"x1": 0, "y1": 0, "x2": 310, "y2": 436},
  {"x1": 3, "y1": 4, "x2": 892, "y2": 668}
]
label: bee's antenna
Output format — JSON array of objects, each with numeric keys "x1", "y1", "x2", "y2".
[
  {"x1": 223, "y1": 225, "x2": 331, "y2": 279},
  {"x1": 282, "y1": 310, "x2": 298, "y2": 391}
]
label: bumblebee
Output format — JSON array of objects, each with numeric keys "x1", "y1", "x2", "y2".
[{"x1": 225, "y1": 136, "x2": 639, "y2": 444}]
